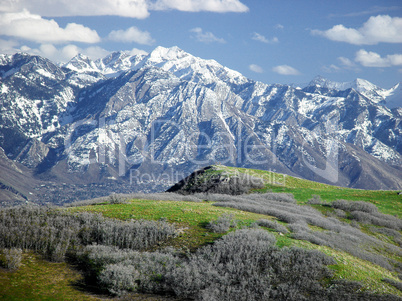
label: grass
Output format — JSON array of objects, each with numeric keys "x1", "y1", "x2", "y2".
[
  {"x1": 211, "y1": 165, "x2": 402, "y2": 217},
  {"x1": 67, "y1": 199, "x2": 272, "y2": 251},
  {"x1": 295, "y1": 240, "x2": 402, "y2": 296},
  {"x1": 0, "y1": 252, "x2": 100, "y2": 301},
  {"x1": 66, "y1": 198, "x2": 402, "y2": 297}
]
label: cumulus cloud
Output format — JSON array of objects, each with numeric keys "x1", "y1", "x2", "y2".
[
  {"x1": 321, "y1": 56, "x2": 361, "y2": 73},
  {"x1": 251, "y1": 33, "x2": 278, "y2": 44},
  {"x1": 13, "y1": 43, "x2": 110, "y2": 62},
  {"x1": 249, "y1": 64, "x2": 264, "y2": 73},
  {"x1": 0, "y1": 39, "x2": 20, "y2": 54},
  {"x1": 312, "y1": 15, "x2": 402, "y2": 45},
  {"x1": 0, "y1": 10, "x2": 100, "y2": 43},
  {"x1": 338, "y1": 56, "x2": 357, "y2": 69},
  {"x1": 328, "y1": 6, "x2": 400, "y2": 18},
  {"x1": 322, "y1": 64, "x2": 341, "y2": 73},
  {"x1": 0, "y1": 0, "x2": 150, "y2": 19},
  {"x1": 272, "y1": 65, "x2": 301, "y2": 75},
  {"x1": 1, "y1": 0, "x2": 248, "y2": 18},
  {"x1": 129, "y1": 48, "x2": 149, "y2": 56},
  {"x1": 108, "y1": 27, "x2": 155, "y2": 45},
  {"x1": 190, "y1": 27, "x2": 226, "y2": 43},
  {"x1": 355, "y1": 49, "x2": 402, "y2": 67},
  {"x1": 150, "y1": 0, "x2": 248, "y2": 13}
]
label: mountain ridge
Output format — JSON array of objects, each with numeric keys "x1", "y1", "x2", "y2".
[{"x1": 0, "y1": 46, "x2": 401, "y2": 204}]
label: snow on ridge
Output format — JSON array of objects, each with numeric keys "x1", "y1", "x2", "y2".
[
  {"x1": 385, "y1": 82, "x2": 402, "y2": 109},
  {"x1": 308, "y1": 76, "x2": 380, "y2": 92},
  {"x1": 36, "y1": 68, "x2": 56, "y2": 79},
  {"x1": 63, "y1": 54, "x2": 99, "y2": 73},
  {"x1": 61, "y1": 46, "x2": 249, "y2": 87}
]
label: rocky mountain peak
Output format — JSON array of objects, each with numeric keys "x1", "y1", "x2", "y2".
[
  {"x1": 0, "y1": 47, "x2": 401, "y2": 205},
  {"x1": 64, "y1": 54, "x2": 98, "y2": 72},
  {"x1": 147, "y1": 46, "x2": 186, "y2": 62}
]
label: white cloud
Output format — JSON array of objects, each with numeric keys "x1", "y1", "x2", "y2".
[
  {"x1": 1, "y1": 0, "x2": 248, "y2": 18},
  {"x1": 0, "y1": 10, "x2": 100, "y2": 44},
  {"x1": 129, "y1": 48, "x2": 149, "y2": 56},
  {"x1": 338, "y1": 56, "x2": 356, "y2": 69},
  {"x1": 328, "y1": 6, "x2": 400, "y2": 18},
  {"x1": 108, "y1": 27, "x2": 155, "y2": 45},
  {"x1": 150, "y1": 0, "x2": 248, "y2": 13},
  {"x1": 322, "y1": 64, "x2": 341, "y2": 73},
  {"x1": 249, "y1": 64, "x2": 263, "y2": 73},
  {"x1": 83, "y1": 46, "x2": 112, "y2": 60},
  {"x1": 275, "y1": 24, "x2": 284, "y2": 30},
  {"x1": 355, "y1": 49, "x2": 402, "y2": 67},
  {"x1": 0, "y1": 0, "x2": 150, "y2": 19},
  {"x1": 321, "y1": 56, "x2": 361, "y2": 73},
  {"x1": 312, "y1": 15, "x2": 402, "y2": 45},
  {"x1": 252, "y1": 32, "x2": 268, "y2": 43},
  {"x1": 0, "y1": 39, "x2": 20, "y2": 54},
  {"x1": 13, "y1": 43, "x2": 110, "y2": 62},
  {"x1": 190, "y1": 27, "x2": 226, "y2": 43},
  {"x1": 251, "y1": 33, "x2": 278, "y2": 44},
  {"x1": 272, "y1": 65, "x2": 301, "y2": 75}
]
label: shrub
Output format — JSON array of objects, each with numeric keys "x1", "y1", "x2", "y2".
[
  {"x1": 334, "y1": 209, "x2": 347, "y2": 218},
  {"x1": 79, "y1": 228, "x2": 400, "y2": 300},
  {"x1": 206, "y1": 213, "x2": 237, "y2": 233},
  {"x1": 0, "y1": 248, "x2": 22, "y2": 270},
  {"x1": 99, "y1": 263, "x2": 140, "y2": 295},
  {"x1": 383, "y1": 278, "x2": 402, "y2": 292},
  {"x1": 248, "y1": 192, "x2": 297, "y2": 204},
  {"x1": 370, "y1": 227, "x2": 402, "y2": 246},
  {"x1": 167, "y1": 229, "x2": 335, "y2": 300},
  {"x1": 332, "y1": 200, "x2": 378, "y2": 214},
  {"x1": 211, "y1": 194, "x2": 402, "y2": 273},
  {"x1": 0, "y1": 205, "x2": 176, "y2": 261},
  {"x1": 350, "y1": 211, "x2": 402, "y2": 231},
  {"x1": 79, "y1": 244, "x2": 181, "y2": 295},
  {"x1": 256, "y1": 219, "x2": 289, "y2": 234},
  {"x1": 288, "y1": 220, "x2": 309, "y2": 231},
  {"x1": 109, "y1": 194, "x2": 128, "y2": 204},
  {"x1": 307, "y1": 194, "x2": 323, "y2": 205}
]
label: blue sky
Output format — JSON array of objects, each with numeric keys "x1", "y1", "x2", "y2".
[{"x1": 0, "y1": 0, "x2": 401, "y2": 88}]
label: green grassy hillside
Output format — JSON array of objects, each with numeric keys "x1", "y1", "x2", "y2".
[
  {"x1": 211, "y1": 165, "x2": 402, "y2": 217},
  {"x1": 67, "y1": 198, "x2": 401, "y2": 295},
  {"x1": 0, "y1": 165, "x2": 401, "y2": 300}
]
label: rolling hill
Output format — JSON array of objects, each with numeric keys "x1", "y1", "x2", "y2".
[{"x1": 0, "y1": 165, "x2": 401, "y2": 300}]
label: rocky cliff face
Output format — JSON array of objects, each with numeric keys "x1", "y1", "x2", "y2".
[{"x1": 0, "y1": 46, "x2": 401, "y2": 204}]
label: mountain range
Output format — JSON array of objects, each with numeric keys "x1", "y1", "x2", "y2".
[{"x1": 0, "y1": 46, "x2": 401, "y2": 205}]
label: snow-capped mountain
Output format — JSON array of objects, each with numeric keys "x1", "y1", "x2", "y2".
[
  {"x1": 307, "y1": 76, "x2": 398, "y2": 106},
  {"x1": 0, "y1": 47, "x2": 401, "y2": 204}
]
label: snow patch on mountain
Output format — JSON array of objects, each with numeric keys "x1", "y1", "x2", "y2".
[
  {"x1": 385, "y1": 83, "x2": 402, "y2": 109},
  {"x1": 1, "y1": 84, "x2": 8, "y2": 94},
  {"x1": 307, "y1": 76, "x2": 396, "y2": 104},
  {"x1": 64, "y1": 54, "x2": 98, "y2": 73}
]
